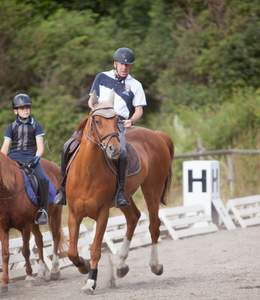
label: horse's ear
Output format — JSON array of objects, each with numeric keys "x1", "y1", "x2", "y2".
[{"x1": 89, "y1": 90, "x2": 98, "y2": 108}]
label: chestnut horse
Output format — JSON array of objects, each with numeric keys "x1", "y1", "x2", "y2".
[
  {"x1": 66, "y1": 94, "x2": 173, "y2": 294},
  {"x1": 0, "y1": 152, "x2": 63, "y2": 294}
]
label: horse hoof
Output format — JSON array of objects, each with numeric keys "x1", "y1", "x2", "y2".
[
  {"x1": 34, "y1": 276, "x2": 46, "y2": 286},
  {"x1": 81, "y1": 279, "x2": 96, "y2": 295},
  {"x1": 116, "y1": 265, "x2": 129, "y2": 278},
  {"x1": 78, "y1": 259, "x2": 90, "y2": 274},
  {"x1": 25, "y1": 276, "x2": 36, "y2": 287},
  {"x1": 36, "y1": 271, "x2": 50, "y2": 282},
  {"x1": 151, "y1": 264, "x2": 163, "y2": 276},
  {"x1": 1, "y1": 285, "x2": 8, "y2": 295},
  {"x1": 50, "y1": 271, "x2": 61, "y2": 281},
  {"x1": 25, "y1": 275, "x2": 35, "y2": 281},
  {"x1": 109, "y1": 278, "x2": 117, "y2": 288},
  {"x1": 82, "y1": 288, "x2": 94, "y2": 295}
]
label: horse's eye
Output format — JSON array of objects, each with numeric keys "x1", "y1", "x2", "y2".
[{"x1": 95, "y1": 119, "x2": 101, "y2": 126}]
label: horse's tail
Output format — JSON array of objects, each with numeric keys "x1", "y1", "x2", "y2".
[
  {"x1": 156, "y1": 131, "x2": 174, "y2": 206},
  {"x1": 49, "y1": 205, "x2": 67, "y2": 254}
]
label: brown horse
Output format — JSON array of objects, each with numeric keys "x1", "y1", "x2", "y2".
[
  {"x1": 0, "y1": 152, "x2": 63, "y2": 294},
  {"x1": 66, "y1": 94, "x2": 174, "y2": 294}
]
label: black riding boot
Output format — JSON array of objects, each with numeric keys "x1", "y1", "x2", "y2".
[
  {"x1": 35, "y1": 179, "x2": 49, "y2": 225},
  {"x1": 115, "y1": 154, "x2": 129, "y2": 208},
  {"x1": 54, "y1": 183, "x2": 66, "y2": 205},
  {"x1": 55, "y1": 148, "x2": 67, "y2": 205}
]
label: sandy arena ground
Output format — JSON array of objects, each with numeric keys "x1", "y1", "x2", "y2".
[{"x1": 1, "y1": 225, "x2": 260, "y2": 300}]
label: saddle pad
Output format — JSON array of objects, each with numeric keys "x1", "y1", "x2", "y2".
[
  {"x1": 22, "y1": 172, "x2": 56, "y2": 206},
  {"x1": 126, "y1": 143, "x2": 141, "y2": 177},
  {"x1": 106, "y1": 143, "x2": 141, "y2": 177}
]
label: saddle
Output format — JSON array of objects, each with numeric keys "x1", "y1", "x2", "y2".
[
  {"x1": 63, "y1": 132, "x2": 81, "y2": 175},
  {"x1": 17, "y1": 162, "x2": 56, "y2": 206},
  {"x1": 18, "y1": 163, "x2": 39, "y2": 196}
]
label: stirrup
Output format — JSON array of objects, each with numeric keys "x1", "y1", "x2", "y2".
[{"x1": 35, "y1": 208, "x2": 48, "y2": 225}]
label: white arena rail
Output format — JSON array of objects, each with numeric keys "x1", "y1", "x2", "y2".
[
  {"x1": 2, "y1": 196, "x2": 260, "y2": 280},
  {"x1": 97, "y1": 212, "x2": 151, "y2": 255},
  {"x1": 159, "y1": 205, "x2": 218, "y2": 240},
  {"x1": 226, "y1": 194, "x2": 260, "y2": 228}
]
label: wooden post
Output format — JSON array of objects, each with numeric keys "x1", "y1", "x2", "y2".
[
  {"x1": 196, "y1": 137, "x2": 205, "y2": 160},
  {"x1": 226, "y1": 154, "x2": 235, "y2": 197}
]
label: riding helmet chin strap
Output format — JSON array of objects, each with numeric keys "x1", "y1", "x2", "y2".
[{"x1": 114, "y1": 68, "x2": 126, "y2": 83}]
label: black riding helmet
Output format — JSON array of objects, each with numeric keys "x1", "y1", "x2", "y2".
[
  {"x1": 113, "y1": 47, "x2": 135, "y2": 64},
  {"x1": 12, "y1": 93, "x2": 32, "y2": 109}
]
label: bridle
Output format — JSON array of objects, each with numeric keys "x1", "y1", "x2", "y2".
[{"x1": 86, "y1": 110, "x2": 119, "y2": 152}]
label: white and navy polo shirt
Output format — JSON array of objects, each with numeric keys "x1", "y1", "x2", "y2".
[
  {"x1": 4, "y1": 116, "x2": 44, "y2": 162},
  {"x1": 90, "y1": 70, "x2": 147, "y2": 119}
]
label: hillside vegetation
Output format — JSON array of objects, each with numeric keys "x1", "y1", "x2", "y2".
[{"x1": 0, "y1": 0, "x2": 259, "y2": 200}]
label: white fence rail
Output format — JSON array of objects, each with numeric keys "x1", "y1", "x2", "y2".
[
  {"x1": 226, "y1": 195, "x2": 260, "y2": 228},
  {"x1": 159, "y1": 205, "x2": 218, "y2": 240}
]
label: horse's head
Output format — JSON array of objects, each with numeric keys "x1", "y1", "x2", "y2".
[{"x1": 85, "y1": 91, "x2": 120, "y2": 160}]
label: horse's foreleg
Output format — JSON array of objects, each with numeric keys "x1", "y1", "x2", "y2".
[
  {"x1": 67, "y1": 212, "x2": 90, "y2": 274},
  {"x1": 48, "y1": 206, "x2": 62, "y2": 280},
  {"x1": 81, "y1": 208, "x2": 109, "y2": 294},
  {"x1": 0, "y1": 228, "x2": 9, "y2": 294},
  {"x1": 116, "y1": 199, "x2": 141, "y2": 278},
  {"x1": 21, "y1": 226, "x2": 34, "y2": 280},
  {"x1": 31, "y1": 225, "x2": 49, "y2": 279}
]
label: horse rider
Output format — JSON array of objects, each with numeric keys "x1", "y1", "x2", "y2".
[
  {"x1": 55, "y1": 47, "x2": 147, "y2": 207},
  {"x1": 1, "y1": 93, "x2": 49, "y2": 225}
]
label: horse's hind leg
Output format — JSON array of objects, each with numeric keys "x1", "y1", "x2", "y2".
[
  {"x1": 31, "y1": 225, "x2": 49, "y2": 279},
  {"x1": 67, "y1": 211, "x2": 90, "y2": 274},
  {"x1": 21, "y1": 226, "x2": 34, "y2": 281},
  {"x1": 0, "y1": 228, "x2": 9, "y2": 293},
  {"x1": 142, "y1": 186, "x2": 163, "y2": 276},
  {"x1": 116, "y1": 198, "x2": 141, "y2": 278},
  {"x1": 48, "y1": 206, "x2": 62, "y2": 280}
]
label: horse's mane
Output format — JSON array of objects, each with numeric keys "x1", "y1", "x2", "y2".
[
  {"x1": 76, "y1": 116, "x2": 89, "y2": 140},
  {"x1": 0, "y1": 152, "x2": 17, "y2": 192}
]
